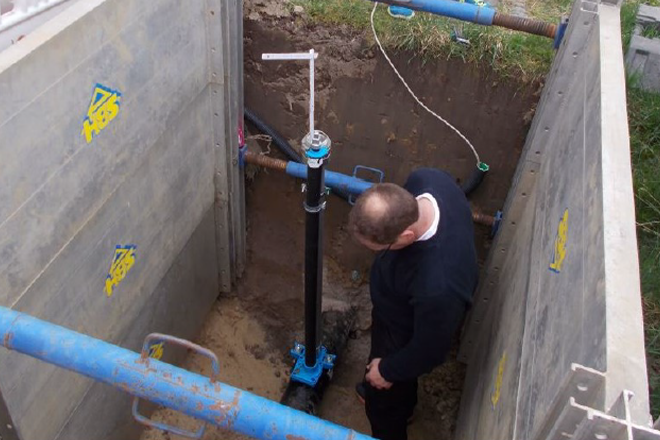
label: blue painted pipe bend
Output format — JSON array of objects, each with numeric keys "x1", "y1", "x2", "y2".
[
  {"x1": 369, "y1": 0, "x2": 495, "y2": 25},
  {"x1": 285, "y1": 162, "x2": 373, "y2": 195},
  {"x1": 0, "y1": 307, "x2": 373, "y2": 440}
]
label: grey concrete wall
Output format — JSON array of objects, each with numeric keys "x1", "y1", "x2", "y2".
[
  {"x1": 457, "y1": 1, "x2": 651, "y2": 439},
  {"x1": 0, "y1": 0, "x2": 243, "y2": 439}
]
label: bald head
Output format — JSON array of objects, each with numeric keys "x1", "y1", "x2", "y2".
[{"x1": 349, "y1": 183, "x2": 419, "y2": 246}]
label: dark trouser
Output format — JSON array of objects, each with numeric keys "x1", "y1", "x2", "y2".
[
  {"x1": 364, "y1": 378, "x2": 417, "y2": 440},
  {"x1": 365, "y1": 317, "x2": 418, "y2": 440}
]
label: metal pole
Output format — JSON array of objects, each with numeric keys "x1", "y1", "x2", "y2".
[
  {"x1": 304, "y1": 161, "x2": 326, "y2": 367},
  {"x1": 0, "y1": 306, "x2": 373, "y2": 440},
  {"x1": 261, "y1": 50, "x2": 336, "y2": 387}
]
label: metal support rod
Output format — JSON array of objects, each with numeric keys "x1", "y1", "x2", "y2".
[
  {"x1": 366, "y1": 0, "x2": 556, "y2": 39},
  {"x1": 0, "y1": 306, "x2": 373, "y2": 440},
  {"x1": 304, "y1": 164, "x2": 326, "y2": 367}
]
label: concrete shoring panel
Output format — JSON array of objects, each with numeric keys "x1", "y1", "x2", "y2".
[
  {"x1": 52, "y1": 209, "x2": 219, "y2": 440},
  {"x1": 457, "y1": 1, "x2": 651, "y2": 438},
  {"x1": 0, "y1": 0, "x2": 238, "y2": 438},
  {"x1": 0, "y1": 90, "x2": 215, "y2": 440}
]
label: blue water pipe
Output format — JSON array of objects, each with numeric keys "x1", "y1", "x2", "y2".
[
  {"x1": 286, "y1": 161, "x2": 374, "y2": 195},
  {"x1": 0, "y1": 306, "x2": 373, "y2": 440},
  {"x1": 367, "y1": 0, "x2": 559, "y2": 40},
  {"x1": 373, "y1": 0, "x2": 496, "y2": 25}
]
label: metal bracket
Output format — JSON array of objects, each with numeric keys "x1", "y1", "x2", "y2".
[
  {"x1": 289, "y1": 342, "x2": 336, "y2": 387},
  {"x1": 349, "y1": 165, "x2": 385, "y2": 205},
  {"x1": 238, "y1": 144, "x2": 248, "y2": 169},
  {"x1": 451, "y1": 25, "x2": 471, "y2": 45},
  {"x1": 554, "y1": 17, "x2": 570, "y2": 49},
  {"x1": 534, "y1": 364, "x2": 660, "y2": 440},
  {"x1": 491, "y1": 210, "x2": 503, "y2": 237},
  {"x1": 132, "y1": 333, "x2": 220, "y2": 439}
]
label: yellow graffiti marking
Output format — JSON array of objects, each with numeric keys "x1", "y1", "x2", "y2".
[
  {"x1": 105, "y1": 245, "x2": 136, "y2": 297},
  {"x1": 82, "y1": 84, "x2": 122, "y2": 144},
  {"x1": 491, "y1": 352, "x2": 506, "y2": 408},
  {"x1": 148, "y1": 342, "x2": 165, "y2": 360},
  {"x1": 550, "y1": 209, "x2": 569, "y2": 273}
]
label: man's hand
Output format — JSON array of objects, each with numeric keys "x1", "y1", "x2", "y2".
[{"x1": 366, "y1": 358, "x2": 393, "y2": 390}]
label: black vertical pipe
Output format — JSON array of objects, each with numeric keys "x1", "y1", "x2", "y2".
[{"x1": 304, "y1": 165, "x2": 325, "y2": 367}]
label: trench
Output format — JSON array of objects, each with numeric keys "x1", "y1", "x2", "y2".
[{"x1": 140, "y1": 5, "x2": 538, "y2": 440}]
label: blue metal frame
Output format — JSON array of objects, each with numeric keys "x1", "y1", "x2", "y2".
[{"x1": 0, "y1": 306, "x2": 374, "y2": 440}]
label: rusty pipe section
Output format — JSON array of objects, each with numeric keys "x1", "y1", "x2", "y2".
[
  {"x1": 492, "y1": 12, "x2": 557, "y2": 38},
  {"x1": 245, "y1": 151, "x2": 495, "y2": 227},
  {"x1": 245, "y1": 151, "x2": 288, "y2": 172},
  {"x1": 0, "y1": 306, "x2": 374, "y2": 440},
  {"x1": 472, "y1": 211, "x2": 495, "y2": 227}
]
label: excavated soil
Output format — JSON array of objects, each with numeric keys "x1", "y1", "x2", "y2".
[{"x1": 140, "y1": 2, "x2": 539, "y2": 439}]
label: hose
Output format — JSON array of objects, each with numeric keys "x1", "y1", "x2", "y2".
[
  {"x1": 244, "y1": 107, "x2": 350, "y2": 201},
  {"x1": 461, "y1": 162, "x2": 490, "y2": 197},
  {"x1": 244, "y1": 108, "x2": 303, "y2": 163}
]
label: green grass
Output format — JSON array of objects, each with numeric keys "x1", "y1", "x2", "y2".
[
  {"x1": 642, "y1": 24, "x2": 660, "y2": 39},
  {"x1": 289, "y1": 0, "x2": 571, "y2": 82}
]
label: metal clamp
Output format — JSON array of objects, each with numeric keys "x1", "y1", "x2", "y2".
[
  {"x1": 290, "y1": 343, "x2": 336, "y2": 387},
  {"x1": 132, "y1": 333, "x2": 220, "y2": 439},
  {"x1": 554, "y1": 17, "x2": 569, "y2": 49},
  {"x1": 491, "y1": 210, "x2": 503, "y2": 238},
  {"x1": 304, "y1": 199, "x2": 327, "y2": 214},
  {"x1": 349, "y1": 165, "x2": 385, "y2": 205}
]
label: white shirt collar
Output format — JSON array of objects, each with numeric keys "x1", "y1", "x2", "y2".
[{"x1": 415, "y1": 193, "x2": 440, "y2": 242}]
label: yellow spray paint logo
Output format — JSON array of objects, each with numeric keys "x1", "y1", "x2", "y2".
[
  {"x1": 491, "y1": 352, "x2": 506, "y2": 408},
  {"x1": 105, "y1": 245, "x2": 136, "y2": 297},
  {"x1": 82, "y1": 84, "x2": 122, "y2": 144},
  {"x1": 550, "y1": 209, "x2": 569, "y2": 273},
  {"x1": 148, "y1": 342, "x2": 165, "y2": 360}
]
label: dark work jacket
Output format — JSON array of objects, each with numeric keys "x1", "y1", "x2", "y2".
[{"x1": 372, "y1": 168, "x2": 478, "y2": 383}]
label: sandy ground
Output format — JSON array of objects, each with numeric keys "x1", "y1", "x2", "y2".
[{"x1": 140, "y1": 296, "x2": 290, "y2": 440}]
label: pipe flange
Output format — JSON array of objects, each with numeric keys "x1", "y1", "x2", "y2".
[{"x1": 303, "y1": 130, "x2": 332, "y2": 169}]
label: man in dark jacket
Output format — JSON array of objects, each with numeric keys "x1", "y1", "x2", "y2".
[{"x1": 348, "y1": 168, "x2": 479, "y2": 440}]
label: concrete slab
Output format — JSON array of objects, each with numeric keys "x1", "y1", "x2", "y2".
[{"x1": 625, "y1": 4, "x2": 660, "y2": 91}]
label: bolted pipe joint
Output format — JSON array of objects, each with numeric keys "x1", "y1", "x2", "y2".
[{"x1": 302, "y1": 130, "x2": 332, "y2": 169}]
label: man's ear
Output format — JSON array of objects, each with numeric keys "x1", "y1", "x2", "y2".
[{"x1": 400, "y1": 229, "x2": 416, "y2": 243}]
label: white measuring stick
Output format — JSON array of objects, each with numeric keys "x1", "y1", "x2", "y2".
[
  {"x1": 262, "y1": 52, "x2": 319, "y2": 60},
  {"x1": 262, "y1": 50, "x2": 317, "y2": 142}
]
